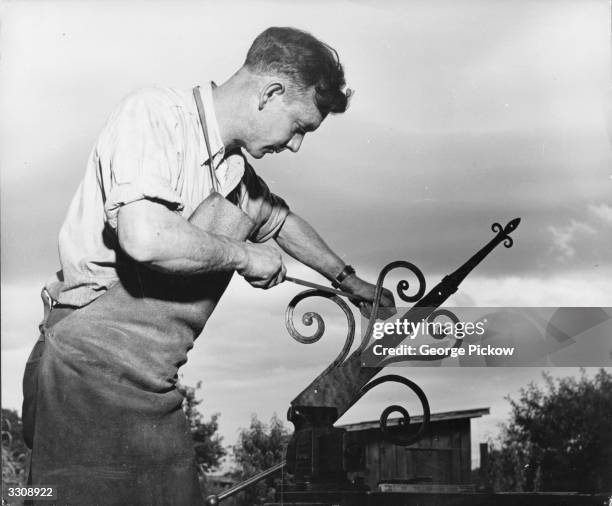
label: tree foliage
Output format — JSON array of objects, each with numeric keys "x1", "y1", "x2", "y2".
[
  {"x1": 485, "y1": 369, "x2": 612, "y2": 493},
  {"x1": 231, "y1": 413, "x2": 290, "y2": 506},
  {"x1": 2, "y1": 408, "x2": 29, "y2": 487},
  {"x1": 177, "y1": 380, "x2": 226, "y2": 474}
]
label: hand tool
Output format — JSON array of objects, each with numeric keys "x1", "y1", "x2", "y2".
[{"x1": 284, "y1": 275, "x2": 370, "y2": 302}]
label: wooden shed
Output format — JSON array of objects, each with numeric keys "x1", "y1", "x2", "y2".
[{"x1": 339, "y1": 407, "x2": 489, "y2": 490}]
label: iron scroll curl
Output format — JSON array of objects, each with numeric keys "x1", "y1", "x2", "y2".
[
  {"x1": 359, "y1": 260, "x2": 427, "y2": 353},
  {"x1": 355, "y1": 374, "x2": 431, "y2": 446},
  {"x1": 377, "y1": 307, "x2": 463, "y2": 366},
  {"x1": 285, "y1": 289, "x2": 356, "y2": 374}
]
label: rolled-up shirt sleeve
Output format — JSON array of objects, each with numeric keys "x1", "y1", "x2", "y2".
[
  {"x1": 104, "y1": 175, "x2": 185, "y2": 230},
  {"x1": 238, "y1": 162, "x2": 290, "y2": 243},
  {"x1": 253, "y1": 191, "x2": 290, "y2": 243},
  {"x1": 97, "y1": 88, "x2": 186, "y2": 230}
]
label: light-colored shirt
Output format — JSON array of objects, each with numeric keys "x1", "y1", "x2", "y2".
[{"x1": 46, "y1": 84, "x2": 289, "y2": 307}]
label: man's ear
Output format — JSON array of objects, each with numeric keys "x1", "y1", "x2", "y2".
[{"x1": 258, "y1": 82, "x2": 285, "y2": 111}]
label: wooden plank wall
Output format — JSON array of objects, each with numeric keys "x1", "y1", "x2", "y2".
[{"x1": 360, "y1": 418, "x2": 473, "y2": 490}]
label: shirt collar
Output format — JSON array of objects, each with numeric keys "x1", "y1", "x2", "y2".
[{"x1": 195, "y1": 82, "x2": 245, "y2": 196}]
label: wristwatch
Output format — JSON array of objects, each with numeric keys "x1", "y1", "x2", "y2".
[{"x1": 331, "y1": 264, "x2": 355, "y2": 288}]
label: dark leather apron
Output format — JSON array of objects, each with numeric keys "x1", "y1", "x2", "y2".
[{"x1": 25, "y1": 86, "x2": 255, "y2": 506}]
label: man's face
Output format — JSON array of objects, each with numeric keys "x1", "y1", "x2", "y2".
[{"x1": 246, "y1": 84, "x2": 324, "y2": 159}]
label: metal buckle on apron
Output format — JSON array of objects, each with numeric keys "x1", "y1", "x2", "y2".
[
  {"x1": 38, "y1": 288, "x2": 57, "y2": 341},
  {"x1": 41, "y1": 287, "x2": 56, "y2": 311}
]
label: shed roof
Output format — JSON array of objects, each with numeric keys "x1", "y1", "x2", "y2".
[
  {"x1": 206, "y1": 474, "x2": 236, "y2": 485},
  {"x1": 339, "y1": 407, "x2": 490, "y2": 432}
]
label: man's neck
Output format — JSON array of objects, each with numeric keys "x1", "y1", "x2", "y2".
[{"x1": 212, "y1": 71, "x2": 250, "y2": 151}]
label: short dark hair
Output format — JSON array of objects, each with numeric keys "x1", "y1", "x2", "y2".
[{"x1": 245, "y1": 27, "x2": 351, "y2": 117}]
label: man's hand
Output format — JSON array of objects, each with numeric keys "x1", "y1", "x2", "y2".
[
  {"x1": 340, "y1": 275, "x2": 397, "y2": 320},
  {"x1": 238, "y1": 243, "x2": 286, "y2": 289}
]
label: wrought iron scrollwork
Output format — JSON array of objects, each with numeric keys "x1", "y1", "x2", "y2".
[
  {"x1": 285, "y1": 261, "x2": 427, "y2": 353},
  {"x1": 356, "y1": 374, "x2": 430, "y2": 446},
  {"x1": 383, "y1": 260, "x2": 427, "y2": 304},
  {"x1": 285, "y1": 289, "x2": 356, "y2": 374},
  {"x1": 428, "y1": 309, "x2": 459, "y2": 340},
  {"x1": 378, "y1": 307, "x2": 462, "y2": 366},
  {"x1": 359, "y1": 261, "x2": 427, "y2": 353}
]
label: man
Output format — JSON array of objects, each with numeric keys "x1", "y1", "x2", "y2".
[{"x1": 23, "y1": 27, "x2": 393, "y2": 505}]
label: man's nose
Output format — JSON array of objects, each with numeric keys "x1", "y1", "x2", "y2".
[{"x1": 286, "y1": 133, "x2": 304, "y2": 153}]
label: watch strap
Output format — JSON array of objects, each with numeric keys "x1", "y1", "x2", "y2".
[{"x1": 332, "y1": 264, "x2": 355, "y2": 288}]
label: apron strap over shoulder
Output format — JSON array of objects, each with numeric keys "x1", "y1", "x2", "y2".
[{"x1": 193, "y1": 85, "x2": 219, "y2": 194}]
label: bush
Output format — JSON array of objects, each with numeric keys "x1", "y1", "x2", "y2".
[{"x1": 485, "y1": 369, "x2": 612, "y2": 492}]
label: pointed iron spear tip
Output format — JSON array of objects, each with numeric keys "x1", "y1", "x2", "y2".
[{"x1": 506, "y1": 217, "x2": 521, "y2": 231}]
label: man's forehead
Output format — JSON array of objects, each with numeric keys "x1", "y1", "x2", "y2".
[
  {"x1": 302, "y1": 107, "x2": 324, "y2": 130},
  {"x1": 296, "y1": 88, "x2": 324, "y2": 128}
]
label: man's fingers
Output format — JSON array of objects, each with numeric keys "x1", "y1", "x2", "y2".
[
  {"x1": 239, "y1": 243, "x2": 285, "y2": 288},
  {"x1": 273, "y1": 271, "x2": 285, "y2": 287},
  {"x1": 358, "y1": 302, "x2": 373, "y2": 319},
  {"x1": 266, "y1": 272, "x2": 283, "y2": 289},
  {"x1": 269, "y1": 263, "x2": 285, "y2": 288},
  {"x1": 378, "y1": 306, "x2": 398, "y2": 319},
  {"x1": 376, "y1": 290, "x2": 397, "y2": 319},
  {"x1": 267, "y1": 263, "x2": 286, "y2": 288},
  {"x1": 246, "y1": 278, "x2": 267, "y2": 289},
  {"x1": 246, "y1": 264, "x2": 285, "y2": 290},
  {"x1": 380, "y1": 288, "x2": 396, "y2": 306},
  {"x1": 245, "y1": 274, "x2": 275, "y2": 289}
]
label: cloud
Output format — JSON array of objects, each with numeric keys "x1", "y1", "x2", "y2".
[
  {"x1": 548, "y1": 220, "x2": 597, "y2": 260},
  {"x1": 589, "y1": 203, "x2": 612, "y2": 227},
  {"x1": 547, "y1": 203, "x2": 612, "y2": 263},
  {"x1": 447, "y1": 271, "x2": 612, "y2": 309}
]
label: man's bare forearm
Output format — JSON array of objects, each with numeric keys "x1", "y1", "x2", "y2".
[
  {"x1": 275, "y1": 211, "x2": 346, "y2": 281},
  {"x1": 117, "y1": 200, "x2": 248, "y2": 275},
  {"x1": 276, "y1": 211, "x2": 397, "y2": 318}
]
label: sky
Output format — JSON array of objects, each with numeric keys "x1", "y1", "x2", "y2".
[{"x1": 1, "y1": 0, "x2": 611, "y2": 471}]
